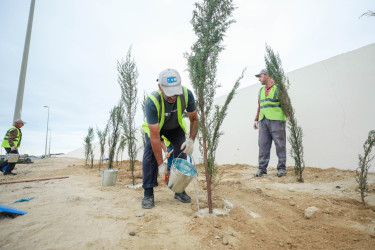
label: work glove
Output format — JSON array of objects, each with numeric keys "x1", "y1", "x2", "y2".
[
  {"x1": 253, "y1": 121, "x2": 259, "y2": 130},
  {"x1": 11, "y1": 146, "x2": 17, "y2": 151},
  {"x1": 181, "y1": 138, "x2": 194, "y2": 155}
]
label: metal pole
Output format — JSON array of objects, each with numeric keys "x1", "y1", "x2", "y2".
[
  {"x1": 13, "y1": 0, "x2": 36, "y2": 122},
  {"x1": 48, "y1": 129, "x2": 51, "y2": 157},
  {"x1": 43, "y1": 106, "x2": 49, "y2": 157}
]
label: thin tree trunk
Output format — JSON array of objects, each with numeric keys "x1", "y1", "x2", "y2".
[{"x1": 201, "y1": 109, "x2": 212, "y2": 214}]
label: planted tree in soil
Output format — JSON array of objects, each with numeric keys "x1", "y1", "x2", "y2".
[
  {"x1": 89, "y1": 145, "x2": 95, "y2": 169},
  {"x1": 107, "y1": 103, "x2": 124, "y2": 169},
  {"x1": 116, "y1": 135, "x2": 126, "y2": 167},
  {"x1": 96, "y1": 124, "x2": 109, "y2": 167},
  {"x1": 185, "y1": 0, "x2": 245, "y2": 213},
  {"x1": 356, "y1": 130, "x2": 375, "y2": 205},
  {"x1": 118, "y1": 46, "x2": 139, "y2": 185},
  {"x1": 265, "y1": 44, "x2": 305, "y2": 182},
  {"x1": 83, "y1": 127, "x2": 94, "y2": 166}
]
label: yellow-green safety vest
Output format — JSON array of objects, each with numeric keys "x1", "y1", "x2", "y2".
[
  {"x1": 2, "y1": 126, "x2": 21, "y2": 148},
  {"x1": 258, "y1": 85, "x2": 286, "y2": 121},
  {"x1": 142, "y1": 86, "x2": 189, "y2": 137}
]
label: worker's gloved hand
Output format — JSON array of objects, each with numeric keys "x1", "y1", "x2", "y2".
[
  {"x1": 181, "y1": 138, "x2": 194, "y2": 155},
  {"x1": 10, "y1": 146, "x2": 17, "y2": 151},
  {"x1": 253, "y1": 121, "x2": 259, "y2": 130},
  {"x1": 158, "y1": 163, "x2": 167, "y2": 180}
]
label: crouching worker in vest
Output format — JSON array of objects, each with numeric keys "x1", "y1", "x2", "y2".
[
  {"x1": 141, "y1": 68, "x2": 198, "y2": 209},
  {"x1": 0, "y1": 119, "x2": 26, "y2": 175}
]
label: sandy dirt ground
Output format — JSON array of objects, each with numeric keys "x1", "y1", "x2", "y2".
[{"x1": 1, "y1": 157, "x2": 375, "y2": 250}]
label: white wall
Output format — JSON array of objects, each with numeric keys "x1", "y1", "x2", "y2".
[
  {"x1": 206, "y1": 43, "x2": 375, "y2": 170},
  {"x1": 67, "y1": 43, "x2": 375, "y2": 171}
]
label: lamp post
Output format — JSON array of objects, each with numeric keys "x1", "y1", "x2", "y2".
[
  {"x1": 43, "y1": 106, "x2": 49, "y2": 157},
  {"x1": 13, "y1": 0, "x2": 36, "y2": 122},
  {"x1": 48, "y1": 129, "x2": 51, "y2": 157}
]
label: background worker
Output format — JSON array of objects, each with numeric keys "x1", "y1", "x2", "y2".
[
  {"x1": 0, "y1": 119, "x2": 26, "y2": 175},
  {"x1": 253, "y1": 69, "x2": 287, "y2": 178},
  {"x1": 141, "y1": 68, "x2": 199, "y2": 209}
]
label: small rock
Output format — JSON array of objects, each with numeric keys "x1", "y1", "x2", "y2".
[
  {"x1": 129, "y1": 231, "x2": 136, "y2": 236},
  {"x1": 289, "y1": 201, "x2": 296, "y2": 206},
  {"x1": 336, "y1": 186, "x2": 341, "y2": 189},
  {"x1": 250, "y1": 230, "x2": 255, "y2": 234},
  {"x1": 222, "y1": 236, "x2": 229, "y2": 245},
  {"x1": 215, "y1": 236, "x2": 221, "y2": 239},
  {"x1": 279, "y1": 242, "x2": 284, "y2": 247},
  {"x1": 214, "y1": 225, "x2": 219, "y2": 228},
  {"x1": 288, "y1": 187, "x2": 295, "y2": 192},
  {"x1": 136, "y1": 213, "x2": 145, "y2": 217},
  {"x1": 304, "y1": 206, "x2": 320, "y2": 219}
]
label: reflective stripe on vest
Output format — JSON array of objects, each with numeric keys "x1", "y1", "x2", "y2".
[
  {"x1": 1, "y1": 126, "x2": 21, "y2": 148},
  {"x1": 161, "y1": 135, "x2": 171, "y2": 147},
  {"x1": 142, "y1": 86, "x2": 188, "y2": 137},
  {"x1": 258, "y1": 85, "x2": 286, "y2": 121}
]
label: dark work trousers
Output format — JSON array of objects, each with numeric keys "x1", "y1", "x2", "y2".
[
  {"x1": 0, "y1": 147, "x2": 18, "y2": 173},
  {"x1": 142, "y1": 126, "x2": 187, "y2": 189},
  {"x1": 258, "y1": 117, "x2": 286, "y2": 173}
]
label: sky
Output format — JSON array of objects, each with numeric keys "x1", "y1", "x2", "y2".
[{"x1": 0, "y1": 0, "x2": 374, "y2": 156}]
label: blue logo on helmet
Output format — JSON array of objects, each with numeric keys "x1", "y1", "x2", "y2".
[{"x1": 167, "y1": 77, "x2": 177, "y2": 83}]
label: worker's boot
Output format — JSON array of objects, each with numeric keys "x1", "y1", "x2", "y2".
[
  {"x1": 254, "y1": 169, "x2": 266, "y2": 177},
  {"x1": 277, "y1": 169, "x2": 287, "y2": 177},
  {"x1": 174, "y1": 191, "x2": 191, "y2": 203},
  {"x1": 142, "y1": 195, "x2": 154, "y2": 209}
]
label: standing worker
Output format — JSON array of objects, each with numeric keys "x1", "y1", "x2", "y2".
[
  {"x1": 253, "y1": 69, "x2": 287, "y2": 177},
  {"x1": 141, "y1": 68, "x2": 198, "y2": 209},
  {"x1": 0, "y1": 119, "x2": 26, "y2": 175}
]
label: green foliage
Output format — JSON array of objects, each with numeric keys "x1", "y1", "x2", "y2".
[
  {"x1": 360, "y1": 10, "x2": 375, "y2": 18},
  {"x1": 96, "y1": 125, "x2": 108, "y2": 167},
  {"x1": 116, "y1": 135, "x2": 126, "y2": 167},
  {"x1": 83, "y1": 127, "x2": 94, "y2": 166},
  {"x1": 265, "y1": 44, "x2": 305, "y2": 182},
  {"x1": 356, "y1": 130, "x2": 375, "y2": 205},
  {"x1": 186, "y1": 0, "x2": 243, "y2": 213},
  {"x1": 206, "y1": 70, "x2": 245, "y2": 182},
  {"x1": 89, "y1": 144, "x2": 95, "y2": 169},
  {"x1": 107, "y1": 103, "x2": 124, "y2": 169},
  {"x1": 118, "y1": 46, "x2": 139, "y2": 185}
]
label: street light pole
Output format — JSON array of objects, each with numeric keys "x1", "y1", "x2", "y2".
[
  {"x1": 13, "y1": 0, "x2": 36, "y2": 122},
  {"x1": 43, "y1": 106, "x2": 49, "y2": 157},
  {"x1": 48, "y1": 129, "x2": 51, "y2": 157}
]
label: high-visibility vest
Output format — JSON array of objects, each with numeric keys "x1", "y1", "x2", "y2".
[
  {"x1": 142, "y1": 86, "x2": 189, "y2": 137},
  {"x1": 142, "y1": 87, "x2": 188, "y2": 137},
  {"x1": 258, "y1": 85, "x2": 286, "y2": 121},
  {"x1": 1, "y1": 126, "x2": 21, "y2": 148},
  {"x1": 162, "y1": 136, "x2": 171, "y2": 147}
]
